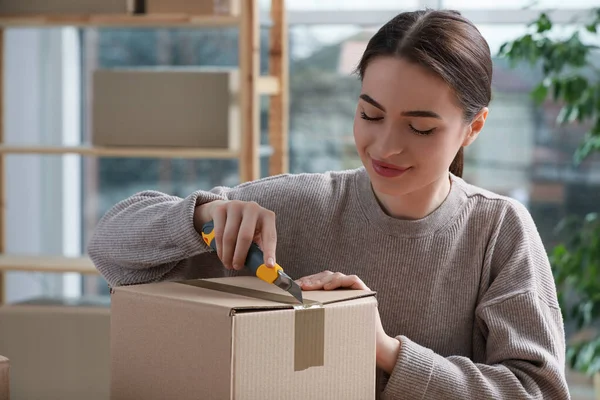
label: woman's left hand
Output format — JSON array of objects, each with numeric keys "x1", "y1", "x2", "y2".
[{"x1": 295, "y1": 271, "x2": 401, "y2": 374}]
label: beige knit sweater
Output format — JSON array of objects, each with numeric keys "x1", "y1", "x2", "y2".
[{"x1": 88, "y1": 168, "x2": 569, "y2": 399}]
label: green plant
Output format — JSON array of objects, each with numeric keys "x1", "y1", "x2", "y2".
[
  {"x1": 498, "y1": 8, "x2": 600, "y2": 164},
  {"x1": 498, "y1": 8, "x2": 600, "y2": 377},
  {"x1": 551, "y1": 213, "x2": 600, "y2": 375}
]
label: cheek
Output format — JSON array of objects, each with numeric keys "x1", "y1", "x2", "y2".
[
  {"x1": 418, "y1": 132, "x2": 463, "y2": 169},
  {"x1": 352, "y1": 116, "x2": 369, "y2": 151}
]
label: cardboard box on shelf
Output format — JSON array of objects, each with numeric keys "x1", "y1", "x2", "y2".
[
  {"x1": 110, "y1": 276, "x2": 378, "y2": 400},
  {"x1": 91, "y1": 68, "x2": 240, "y2": 150},
  {"x1": 0, "y1": 297, "x2": 110, "y2": 400},
  {"x1": 142, "y1": 0, "x2": 239, "y2": 16},
  {"x1": 0, "y1": 0, "x2": 131, "y2": 15},
  {"x1": 0, "y1": 356, "x2": 8, "y2": 400}
]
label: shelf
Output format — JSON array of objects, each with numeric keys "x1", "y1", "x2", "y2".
[
  {"x1": 0, "y1": 255, "x2": 98, "y2": 274},
  {"x1": 0, "y1": 144, "x2": 274, "y2": 158},
  {"x1": 0, "y1": 145, "x2": 241, "y2": 159},
  {"x1": 0, "y1": 14, "x2": 242, "y2": 28}
]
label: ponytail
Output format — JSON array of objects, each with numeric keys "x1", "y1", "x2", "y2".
[{"x1": 449, "y1": 147, "x2": 464, "y2": 177}]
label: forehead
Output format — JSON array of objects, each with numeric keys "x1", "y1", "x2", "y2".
[{"x1": 361, "y1": 56, "x2": 461, "y2": 116}]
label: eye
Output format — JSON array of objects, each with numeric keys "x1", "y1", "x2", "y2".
[
  {"x1": 360, "y1": 111, "x2": 383, "y2": 122},
  {"x1": 409, "y1": 125, "x2": 436, "y2": 136}
]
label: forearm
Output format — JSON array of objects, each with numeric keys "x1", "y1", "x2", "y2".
[
  {"x1": 383, "y1": 336, "x2": 568, "y2": 400},
  {"x1": 377, "y1": 334, "x2": 401, "y2": 374},
  {"x1": 88, "y1": 190, "x2": 224, "y2": 285},
  {"x1": 381, "y1": 294, "x2": 569, "y2": 400}
]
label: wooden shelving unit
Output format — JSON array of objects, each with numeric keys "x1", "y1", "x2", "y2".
[
  {"x1": 0, "y1": 144, "x2": 275, "y2": 159},
  {"x1": 0, "y1": 0, "x2": 290, "y2": 304},
  {"x1": 0, "y1": 255, "x2": 97, "y2": 275}
]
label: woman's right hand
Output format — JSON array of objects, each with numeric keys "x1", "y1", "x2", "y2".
[{"x1": 193, "y1": 200, "x2": 277, "y2": 271}]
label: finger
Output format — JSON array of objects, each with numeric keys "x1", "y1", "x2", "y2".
[
  {"x1": 322, "y1": 272, "x2": 346, "y2": 290},
  {"x1": 324, "y1": 274, "x2": 369, "y2": 291},
  {"x1": 297, "y1": 270, "x2": 334, "y2": 290},
  {"x1": 258, "y1": 210, "x2": 277, "y2": 267},
  {"x1": 211, "y1": 204, "x2": 228, "y2": 264},
  {"x1": 221, "y1": 206, "x2": 242, "y2": 269},
  {"x1": 233, "y1": 210, "x2": 259, "y2": 270}
]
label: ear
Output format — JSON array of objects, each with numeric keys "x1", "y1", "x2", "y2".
[{"x1": 462, "y1": 107, "x2": 488, "y2": 147}]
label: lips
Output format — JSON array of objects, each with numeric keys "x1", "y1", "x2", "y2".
[{"x1": 371, "y1": 158, "x2": 410, "y2": 178}]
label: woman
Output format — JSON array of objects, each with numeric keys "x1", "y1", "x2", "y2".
[{"x1": 88, "y1": 9, "x2": 569, "y2": 399}]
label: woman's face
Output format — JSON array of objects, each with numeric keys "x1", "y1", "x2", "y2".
[{"x1": 353, "y1": 56, "x2": 487, "y2": 199}]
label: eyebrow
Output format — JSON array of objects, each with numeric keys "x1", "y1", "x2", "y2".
[
  {"x1": 359, "y1": 94, "x2": 386, "y2": 112},
  {"x1": 359, "y1": 93, "x2": 443, "y2": 119}
]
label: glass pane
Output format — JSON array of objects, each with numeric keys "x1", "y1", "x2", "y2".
[
  {"x1": 87, "y1": 158, "x2": 240, "y2": 224},
  {"x1": 442, "y1": 0, "x2": 599, "y2": 9},
  {"x1": 4, "y1": 154, "x2": 85, "y2": 303}
]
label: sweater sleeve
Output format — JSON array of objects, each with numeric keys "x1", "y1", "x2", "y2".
[
  {"x1": 87, "y1": 175, "x2": 296, "y2": 288},
  {"x1": 381, "y1": 200, "x2": 570, "y2": 400}
]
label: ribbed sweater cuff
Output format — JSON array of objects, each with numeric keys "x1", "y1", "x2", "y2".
[
  {"x1": 383, "y1": 336, "x2": 434, "y2": 399},
  {"x1": 166, "y1": 190, "x2": 224, "y2": 257}
]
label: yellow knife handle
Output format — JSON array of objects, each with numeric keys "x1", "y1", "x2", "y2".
[{"x1": 201, "y1": 220, "x2": 282, "y2": 284}]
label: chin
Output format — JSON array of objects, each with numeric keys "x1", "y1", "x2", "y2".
[
  {"x1": 364, "y1": 164, "x2": 416, "y2": 197},
  {"x1": 370, "y1": 177, "x2": 416, "y2": 197}
]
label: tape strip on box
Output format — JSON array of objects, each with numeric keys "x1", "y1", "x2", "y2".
[{"x1": 179, "y1": 279, "x2": 325, "y2": 371}]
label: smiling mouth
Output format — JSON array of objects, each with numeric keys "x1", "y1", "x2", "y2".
[
  {"x1": 373, "y1": 159, "x2": 407, "y2": 170},
  {"x1": 371, "y1": 158, "x2": 411, "y2": 178}
]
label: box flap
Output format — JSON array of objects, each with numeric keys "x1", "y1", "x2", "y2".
[
  {"x1": 114, "y1": 276, "x2": 375, "y2": 315},
  {"x1": 183, "y1": 276, "x2": 375, "y2": 313}
]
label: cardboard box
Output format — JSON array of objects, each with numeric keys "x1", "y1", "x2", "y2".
[
  {"x1": 0, "y1": 0, "x2": 131, "y2": 15},
  {"x1": 142, "y1": 0, "x2": 239, "y2": 16},
  {"x1": 0, "y1": 356, "x2": 8, "y2": 400},
  {"x1": 110, "y1": 276, "x2": 377, "y2": 400},
  {"x1": 0, "y1": 297, "x2": 110, "y2": 400},
  {"x1": 92, "y1": 68, "x2": 240, "y2": 150}
]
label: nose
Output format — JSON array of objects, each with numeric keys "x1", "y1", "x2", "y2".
[{"x1": 374, "y1": 122, "x2": 406, "y2": 159}]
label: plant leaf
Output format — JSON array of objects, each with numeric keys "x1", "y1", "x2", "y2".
[
  {"x1": 531, "y1": 83, "x2": 548, "y2": 104},
  {"x1": 574, "y1": 132, "x2": 600, "y2": 164}
]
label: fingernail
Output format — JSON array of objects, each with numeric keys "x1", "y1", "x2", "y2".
[
  {"x1": 233, "y1": 264, "x2": 240, "y2": 270},
  {"x1": 267, "y1": 257, "x2": 274, "y2": 267}
]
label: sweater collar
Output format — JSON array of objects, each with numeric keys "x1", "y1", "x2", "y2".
[{"x1": 353, "y1": 167, "x2": 467, "y2": 238}]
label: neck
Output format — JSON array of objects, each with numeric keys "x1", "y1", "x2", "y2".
[{"x1": 374, "y1": 174, "x2": 452, "y2": 220}]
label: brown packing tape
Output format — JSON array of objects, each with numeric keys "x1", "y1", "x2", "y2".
[
  {"x1": 293, "y1": 304, "x2": 325, "y2": 371},
  {"x1": 179, "y1": 279, "x2": 325, "y2": 371}
]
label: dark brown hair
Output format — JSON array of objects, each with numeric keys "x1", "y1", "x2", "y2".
[{"x1": 356, "y1": 9, "x2": 493, "y2": 177}]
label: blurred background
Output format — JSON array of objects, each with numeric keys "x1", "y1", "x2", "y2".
[{"x1": 2, "y1": 0, "x2": 600, "y2": 397}]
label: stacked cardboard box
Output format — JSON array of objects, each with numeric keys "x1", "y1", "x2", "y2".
[
  {"x1": 0, "y1": 0, "x2": 131, "y2": 15},
  {"x1": 92, "y1": 68, "x2": 240, "y2": 150},
  {"x1": 143, "y1": 0, "x2": 239, "y2": 16},
  {"x1": 0, "y1": 0, "x2": 238, "y2": 16},
  {"x1": 110, "y1": 276, "x2": 378, "y2": 400},
  {"x1": 0, "y1": 297, "x2": 110, "y2": 400}
]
